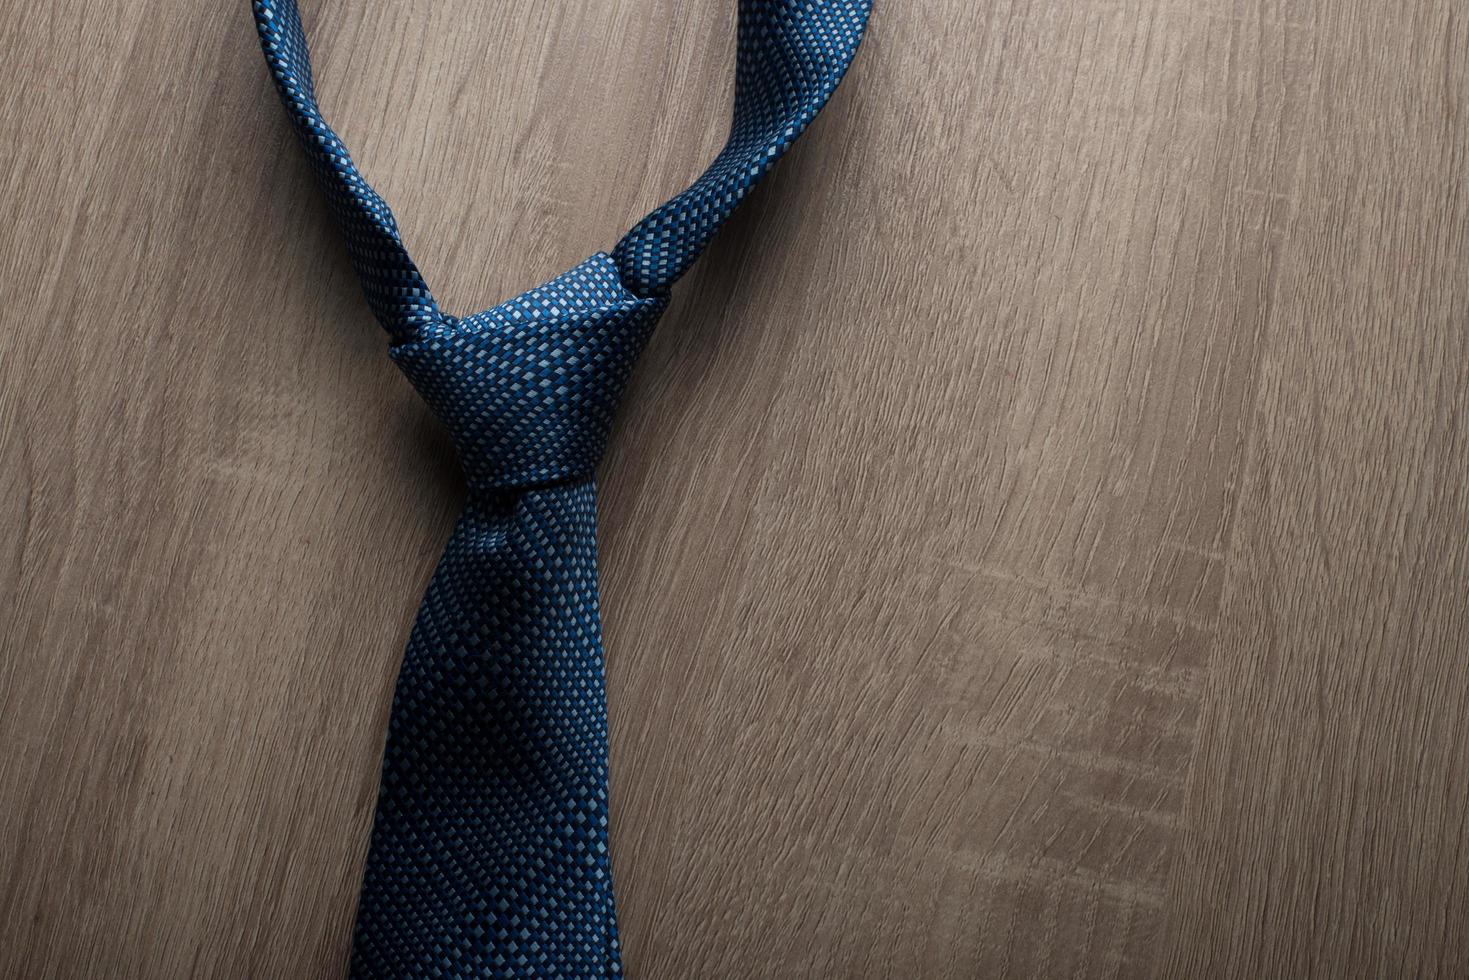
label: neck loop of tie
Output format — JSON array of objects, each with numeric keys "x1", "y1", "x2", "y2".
[
  {"x1": 256, "y1": 0, "x2": 870, "y2": 493},
  {"x1": 254, "y1": 0, "x2": 871, "y2": 339}
]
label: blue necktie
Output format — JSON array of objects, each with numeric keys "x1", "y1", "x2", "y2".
[{"x1": 252, "y1": 2, "x2": 870, "y2": 975}]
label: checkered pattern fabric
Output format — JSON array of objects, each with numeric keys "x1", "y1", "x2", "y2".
[{"x1": 252, "y1": 1, "x2": 870, "y2": 975}]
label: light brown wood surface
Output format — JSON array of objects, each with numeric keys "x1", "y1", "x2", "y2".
[{"x1": 2, "y1": 0, "x2": 1467, "y2": 976}]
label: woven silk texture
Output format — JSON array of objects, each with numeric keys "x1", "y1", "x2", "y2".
[{"x1": 251, "y1": 1, "x2": 871, "y2": 975}]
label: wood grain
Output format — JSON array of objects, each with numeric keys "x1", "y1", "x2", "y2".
[{"x1": 1, "y1": 0, "x2": 1465, "y2": 976}]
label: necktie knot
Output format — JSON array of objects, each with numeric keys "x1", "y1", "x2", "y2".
[{"x1": 390, "y1": 253, "x2": 668, "y2": 492}]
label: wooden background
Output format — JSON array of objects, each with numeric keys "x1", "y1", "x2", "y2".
[{"x1": 2, "y1": 0, "x2": 1467, "y2": 976}]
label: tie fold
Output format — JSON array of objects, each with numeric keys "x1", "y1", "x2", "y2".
[
  {"x1": 611, "y1": 0, "x2": 872, "y2": 295},
  {"x1": 254, "y1": 0, "x2": 442, "y2": 342}
]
